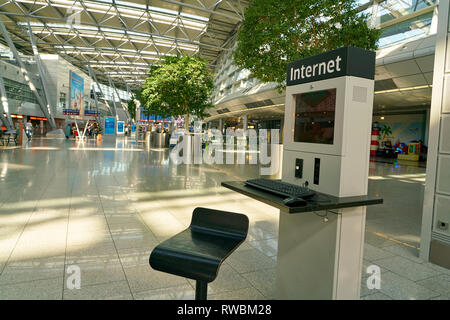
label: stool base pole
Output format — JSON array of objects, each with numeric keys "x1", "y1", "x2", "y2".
[{"x1": 195, "y1": 280, "x2": 208, "y2": 300}]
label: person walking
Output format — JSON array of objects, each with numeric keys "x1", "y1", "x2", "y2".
[
  {"x1": 93, "y1": 123, "x2": 98, "y2": 140},
  {"x1": 65, "y1": 123, "x2": 71, "y2": 139},
  {"x1": 25, "y1": 121, "x2": 33, "y2": 141}
]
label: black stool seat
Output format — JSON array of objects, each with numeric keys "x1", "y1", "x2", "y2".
[{"x1": 149, "y1": 207, "x2": 249, "y2": 300}]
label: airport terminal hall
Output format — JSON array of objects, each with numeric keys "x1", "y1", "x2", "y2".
[{"x1": 1, "y1": 0, "x2": 450, "y2": 303}]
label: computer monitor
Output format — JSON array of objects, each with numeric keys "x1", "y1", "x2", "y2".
[{"x1": 293, "y1": 89, "x2": 336, "y2": 145}]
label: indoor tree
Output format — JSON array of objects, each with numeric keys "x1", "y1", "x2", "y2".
[
  {"x1": 127, "y1": 89, "x2": 146, "y2": 121},
  {"x1": 127, "y1": 96, "x2": 137, "y2": 121},
  {"x1": 233, "y1": 0, "x2": 381, "y2": 88},
  {"x1": 141, "y1": 55, "x2": 214, "y2": 132}
]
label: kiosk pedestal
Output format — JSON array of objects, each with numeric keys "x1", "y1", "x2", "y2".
[{"x1": 276, "y1": 207, "x2": 366, "y2": 299}]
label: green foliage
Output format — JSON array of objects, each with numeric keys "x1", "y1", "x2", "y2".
[
  {"x1": 127, "y1": 97, "x2": 136, "y2": 120},
  {"x1": 133, "y1": 88, "x2": 145, "y2": 106},
  {"x1": 233, "y1": 0, "x2": 381, "y2": 87},
  {"x1": 381, "y1": 125, "x2": 392, "y2": 139},
  {"x1": 127, "y1": 89, "x2": 147, "y2": 120},
  {"x1": 141, "y1": 55, "x2": 214, "y2": 124}
]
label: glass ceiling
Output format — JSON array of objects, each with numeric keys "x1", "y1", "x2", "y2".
[
  {"x1": 0, "y1": 0, "x2": 439, "y2": 90},
  {"x1": 0, "y1": 0, "x2": 247, "y2": 89}
]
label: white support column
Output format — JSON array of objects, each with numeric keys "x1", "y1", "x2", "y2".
[
  {"x1": 280, "y1": 117, "x2": 285, "y2": 144},
  {"x1": 107, "y1": 77, "x2": 119, "y2": 119},
  {"x1": 126, "y1": 83, "x2": 132, "y2": 125},
  {"x1": 87, "y1": 66, "x2": 101, "y2": 118},
  {"x1": 369, "y1": 0, "x2": 379, "y2": 28},
  {"x1": 424, "y1": 108, "x2": 431, "y2": 146},
  {"x1": 242, "y1": 114, "x2": 248, "y2": 130},
  {"x1": 135, "y1": 99, "x2": 141, "y2": 143},
  {"x1": 420, "y1": 0, "x2": 450, "y2": 267},
  {"x1": 219, "y1": 118, "x2": 223, "y2": 134},
  {"x1": 27, "y1": 20, "x2": 56, "y2": 130},
  {"x1": 89, "y1": 65, "x2": 116, "y2": 122},
  {"x1": 108, "y1": 76, "x2": 130, "y2": 121},
  {"x1": 0, "y1": 19, "x2": 55, "y2": 129}
]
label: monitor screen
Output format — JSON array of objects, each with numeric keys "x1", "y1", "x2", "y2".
[{"x1": 293, "y1": 89, "x2": 336, "y2": 145}]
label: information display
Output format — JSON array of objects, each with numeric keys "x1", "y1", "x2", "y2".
[
  {"x1": 117, "y1": 121, "x2": 124, "y2": 134},
  {"x1": 104, "y1": 117, "x2": 116, "y2": 135},
  {"x1": 294, "y1": 89, "x2": 336, "y2": 145},
  {"x1": 68, "y1": 71, "x2": 84, "y2": 115}
]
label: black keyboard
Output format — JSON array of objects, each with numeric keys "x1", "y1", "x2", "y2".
[{"x1": 245, "y1": 179, "x2": 316, "y2": 199}]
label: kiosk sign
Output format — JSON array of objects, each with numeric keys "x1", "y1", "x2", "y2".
[{"x1": 286, "y1": 46, "x2": 375, "y2": 86}]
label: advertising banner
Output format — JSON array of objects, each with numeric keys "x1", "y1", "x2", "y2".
[
  {"x1": 117, "y1": 121, "x2": 124, "y2": 134},
  {"x1": 104, "y1": 117, "x2": 116, "y2": 135},
  {"x1": 64, "y1": 71, "x2": 84, "y2": 115}
]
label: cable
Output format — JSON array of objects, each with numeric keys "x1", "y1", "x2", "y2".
[{"x1": 314, "y1": 209, "x2": 332, "y2": 223}]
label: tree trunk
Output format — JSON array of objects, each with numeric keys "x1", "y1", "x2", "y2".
[{"x1": 185, "y1": 113, "x2": 189, "y2": 133}]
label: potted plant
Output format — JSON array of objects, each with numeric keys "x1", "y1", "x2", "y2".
[{"x1": 381, "y1": 125, "x2": 392, "y2": 141}]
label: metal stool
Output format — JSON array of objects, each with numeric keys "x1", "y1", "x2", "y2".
[{"x1": 149, "y1": 207, "x2": 249, "y2": 300}]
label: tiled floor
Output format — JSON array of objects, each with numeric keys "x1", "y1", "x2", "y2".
[{"x1": 0, "y1": 137, "x2": 448, "y2": 300}]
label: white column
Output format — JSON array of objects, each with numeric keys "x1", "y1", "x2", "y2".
[
  {"x1": 424, "y1": 108, "x2": 431, "y2": 146},
  {"x1": 27, "y1": 20, "x2": 56, "y2": 129},
  {"x1": 420, "y1": 0, "x2": 450, "y2": 266},
  {"x1": 243, "y1": 114, "x2": 248, "y2": 130}
]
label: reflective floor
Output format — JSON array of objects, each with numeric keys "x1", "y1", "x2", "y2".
[{"x1": 0, "y1": 137, "x2": 448, "y2": 300}]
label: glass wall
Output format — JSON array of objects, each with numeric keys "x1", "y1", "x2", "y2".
[
  {"x1": 376, "y1": 0, "x2": 438, "y2": 25},
  {"x1": 379, "y1": 11, "x2": 435, "y2": 46},
  {"x1": 91, "y1": 82, "x2": 131, "y2": 103},
  {"x1": 3, "y1": 78, "x2": 41, "y2": 104}
]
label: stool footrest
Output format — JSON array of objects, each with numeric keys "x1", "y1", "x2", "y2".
[{"x1": 195, "y1": 280, "x2": 208, "y2": 300}]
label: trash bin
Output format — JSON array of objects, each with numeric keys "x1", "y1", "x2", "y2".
[{"x1": 151, "y1": 132, "x2": 169, "y2": 148}]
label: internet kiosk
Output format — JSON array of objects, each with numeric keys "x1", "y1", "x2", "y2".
[
  {"x1": 222, "y1": 47, "x2": 382, "y2": 299},
  {"x1": 278, "y1": 46, "x2": 376, "y2": 299}
]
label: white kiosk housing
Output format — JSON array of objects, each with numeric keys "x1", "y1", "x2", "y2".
[{"x1": 276, "y1": 47, "x2": 376, "y2": 299}]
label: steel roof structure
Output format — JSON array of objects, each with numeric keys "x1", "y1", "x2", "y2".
[{"x1": 0, "y1": 0, "x2": 247, "y2": 89}]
